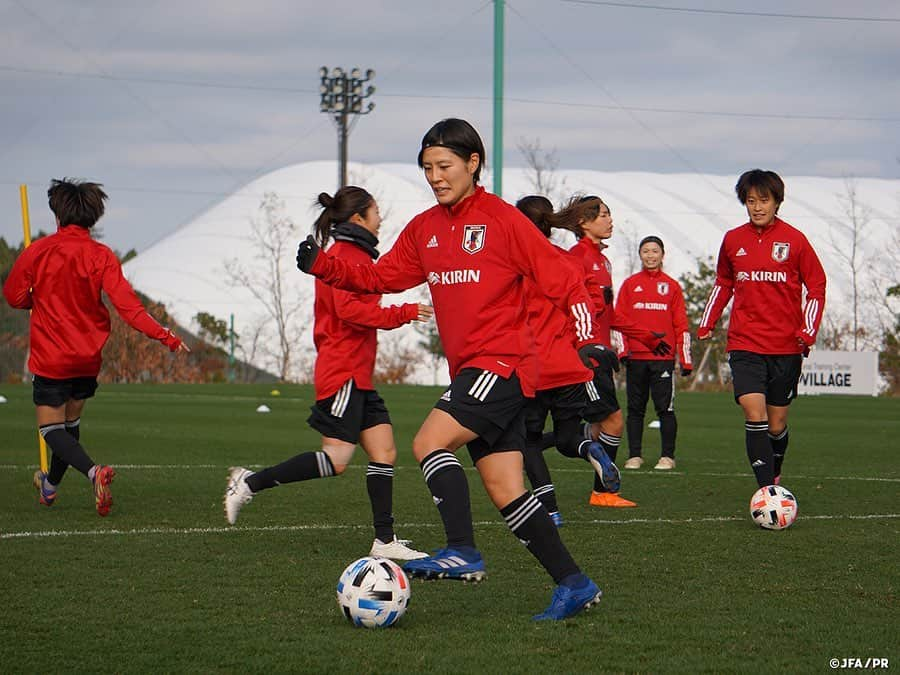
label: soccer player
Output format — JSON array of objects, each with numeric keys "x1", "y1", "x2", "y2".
[
  {"x1": 297, "y1": 118, "x2": 605, "y2": 621},
  {"x1": 698, "y1": 169, "x2": 826, "y2": 487},
  {"x1": 515, "y1": 195, "x2": 624, "y2": 526},
  {"x1": 224, "y1": 187, "x2": 431, "y2": 561},
  {"x1": 616, "y1": 236, "x2": 692, "y2": 471},
  {"x1": 3, "y1": 178, "x2": 188, "y2": 516},
  {"x1": 568, "y1": 196, "x2": 671, "y2": 507}
]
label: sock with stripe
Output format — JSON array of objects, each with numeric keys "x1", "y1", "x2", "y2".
[
  {"x1": 523, "y1": 432, "x2": 559, "y2": 514},
  {"x1": 588, "y1": 431, "x2": 621, "y2": 493},
  {"x1": 46, "y1": 417, "x2": 80, "y2": 485},
  {"x1": 500, "y1": 492, "x2": 580, "y2": 583},
  {"x1": 366, "y1": 462, "x2": 395, "y2": 542},
  {"x1": 40, "y1": 424, "x2": 94, "y2": 477},
  {"x1": 420, "y1": 449, "x2": 476, "y2": 550},
  {"x1": 769, "y1": 426, "x2": 789, "y2": 478},
  {"x1": 246, "y1": 451, "x2": 335, "y2": 493},
  {"x1": 745, "y1": 420, "x2": 775, "y2": 487}
]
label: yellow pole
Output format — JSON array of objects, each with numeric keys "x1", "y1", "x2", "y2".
[{"x1": 19, "y1": 184, "x2": 49, "y2": 473}]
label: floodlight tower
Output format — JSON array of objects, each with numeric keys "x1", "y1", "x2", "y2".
[{"x1": 319, "y1": 66, "x2": 376, "y2": 190}]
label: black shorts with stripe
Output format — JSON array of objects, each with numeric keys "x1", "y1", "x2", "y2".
[
  {"x1": 434, "y1": 368, "x2": 526, "y2": 464},
  {"x1": 32, "y1": 374, "x2": 98, "y2": 407},
  {"x1": 728, "y1": 350, "x2": 803, "y2": 407},
  {"x1": 524, "y1": 382, "x2": 595, "y2": 435},
  {"x1": 307, "y1": 379, "x2": 391, "y2": 444},
  {"x1": 582, "y1": 365, "x2": 620, "y2": 421}
]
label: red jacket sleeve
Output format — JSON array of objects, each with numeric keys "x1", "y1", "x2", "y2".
[
  {"x1": 671, "y1": 283, "x2": 692, "y2": 367},
  {"x1": 101, "y1": 253, "x2": 182, "y2": 350},
  {"x1": 333, "y1": 289, "x2": 419, "y2": 330},
  {"x1": 2, "y1": 245, "x2": 36, "y2": 309},
  {"x1": 797, "y1": 236, "x2": 826, "y2": 346},
  {"x1": 699, "y1": 239, "x2": 734, "y2": 335}
]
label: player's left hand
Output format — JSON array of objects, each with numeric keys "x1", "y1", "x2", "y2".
[
  {"x1": 578, "y1": 343, "x2": 619, "y2": 372},
  {"x1": 296, "y1": 235, "x2": 320, "y2": 273},
  {"x1": 650, "y1": 331, "x2": 672, "y2": 357},
  {"x1": 602, "y1": 286, "x2": 614, "y2": 306},
  {"x1": 680, "y1": 367, "x2": 692, "y2": 377}
]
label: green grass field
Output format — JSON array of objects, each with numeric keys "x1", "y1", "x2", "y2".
[{"x1": 1, "y1": 383, "x2": 897, "y2": 673}]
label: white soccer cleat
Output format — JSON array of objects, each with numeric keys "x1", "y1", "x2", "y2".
[
  {"x1": 370, "y1": 536, "x2": 428, "y2": 560},
  {"x1": 224, "y1": 466, "x2": 255, "y2": 524}
]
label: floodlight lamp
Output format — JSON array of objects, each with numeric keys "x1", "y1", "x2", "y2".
[
  {"x1": 351, "y1": 68, "x2": 361, "y2": 79},
  {"x1": 335, "y1": 100, "x2": 345, "y2": 111},
  {"x1": 320, "y1": 84, "x2": 328, "y2": 94},
  {"x1": 319, "y1": 66, "x2": 328, "y2": 77},
  {"x1": 366, "y1": 85, "x2": 375, "y2": 96},
  {"x1": 366, "y1": 69, "x2": 375, "y2": 79},
  {"x1": 332, "y1": 67, "x2": 344, "y2": 78}
]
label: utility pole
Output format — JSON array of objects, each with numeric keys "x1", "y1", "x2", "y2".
[
  {"x1": 319, "y1": 67, "x2": 376, "y2": 190},
  {"x1": 493, "y1": 0, "x2": 505, "y2": 197}
]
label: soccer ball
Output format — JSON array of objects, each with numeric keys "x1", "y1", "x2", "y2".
[
  {"x1": 336, "y1": 556, "x2": 410, "y2": 628},
  {"x1": 749, "y1": 484, "x2": 799, "y2": 530}
]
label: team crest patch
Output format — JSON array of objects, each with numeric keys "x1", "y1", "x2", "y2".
[
  {"x1": 462, "y1": 224, "x2": 486, "y2": 254},
  {"x1": 772, "y1": 242, "x2": 790, "y2": 262},
  {"x1": 657, "y1": 281, "x2": 669, "y2": 295}
]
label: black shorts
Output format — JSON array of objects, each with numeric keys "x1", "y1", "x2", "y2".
[
  {"x1": 32, "y1": 375, "x2": 98, "y2": 407},
  {"x1": 582, "y1": 366, "x2": 620, "y2": 421},
  {"x1": 434, "y1": 368, "x2": 526, "y2": 464},
  {"x1": 524, "y1": 382, "x2": 592, "y2": 436},
  {"x1": 307, "y1": 379, "x2": 391, "y2": 444},
  {"x1": 728, "y1": 350, "x2": 803, "y2": 407}
]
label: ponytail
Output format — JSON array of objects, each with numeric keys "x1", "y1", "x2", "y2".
[{"x1": 312, "y1": 186, "x2": 374, "y2": 246}]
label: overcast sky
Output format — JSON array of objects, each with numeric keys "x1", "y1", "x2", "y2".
[{"x1": 1, "y1": 0, "x2": 898, "y2": 253}]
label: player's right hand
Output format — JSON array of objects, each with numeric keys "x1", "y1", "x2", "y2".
[
  {"x1": 296, "y1": 235, "x2": 320, "y2": 273},
  {"x1": 650, "y1": 331, "x2": 672, "y2": 357},
  {"x1": 697, "y1": 328, "x2": 712, "y2": 341}
]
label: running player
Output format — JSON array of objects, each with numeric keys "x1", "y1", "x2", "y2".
[
  {"x1": 297, "y1": 119, "x2": 605, "y2": 620},
  {"x1": 698, "y1": 169, "x2": 826, "y2": 487},
  {"x1": 3, "y1": 178, "x2": 188, "y2": 516},
  {"x1": 616, "y1": 235, "x2": 692, "y2": 471},
  {"x1": 224, "y1": 186, "x2": 431, "y2": 561}
]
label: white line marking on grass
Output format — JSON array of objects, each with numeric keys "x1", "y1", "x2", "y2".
[{"x1": 3, "y1": 513, "x2": 898, "y2": 541}]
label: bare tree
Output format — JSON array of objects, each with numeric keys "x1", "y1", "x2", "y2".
[
  {"x1": 517, "y1": 136, "x2": 567, "y2": 204},
  {"x1": 612, "y1": 219, "x2": 642, "y2": 277},
  {"x1": 224, "y1": 192, "x2": 306, "y2": 381},
  {"x1": 829, "y1": 177, "x2": 871, "y2": 351}
]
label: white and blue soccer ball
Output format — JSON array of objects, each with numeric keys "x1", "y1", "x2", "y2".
[
  {"x1": 336, "y1": 556, "x2": 410, "y2": 628},
  {"x1": 750, "y1": 484, "x2": 799, "y2": 530}
]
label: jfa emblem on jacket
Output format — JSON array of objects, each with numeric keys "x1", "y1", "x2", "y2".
[
  {"x1": 772, "y1": 242, "x2": 790, "y2": 262},
  {"x1": 462, "y1": 224, "x2": 486, "y2": 254},
  {"x1": 657, "y1": 281, "x2": 669, "y2": 296}
]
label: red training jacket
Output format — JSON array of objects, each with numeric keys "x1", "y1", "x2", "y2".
[
  {"x1": 3, "y1": 225, "x2": 181, "y2": 379},
  {"x1": 699, "y1": 217, "x2": 826, "y2": 354},
  {"x1": 313, "y1": 238, "x2": 419, "y2": 400},
  {"x1": 309, "y1": 186, "x2": 596, "y2": 396},
  {"x1": 616, "y1": 268, "x2": 692, "y2": 367}
]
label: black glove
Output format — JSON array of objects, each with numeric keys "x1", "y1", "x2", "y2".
[
  {"x1": 680, "y1": 367, "x2": 692, "y2": 377},
  {"x1": 296, "y1": 235, "x2": 321, "y2": 273},
  {"x1": 602, "y1": 286, "x2": 614, "y2": 306},
  {"x1": 578, "y1": 343, "x2": 619, "y2": 373},
  {"x1": 650, "y1": 331, "x2": 672, "y2": 357}
]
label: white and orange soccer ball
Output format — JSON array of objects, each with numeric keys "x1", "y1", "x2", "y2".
[
  {"x1": 336, "y1": 556, "x2": 410, "y2": 628},
  {"x1": 750, "y1": 484, "x2": 799, "y2": 530}
]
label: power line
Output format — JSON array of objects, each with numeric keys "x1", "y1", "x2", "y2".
[{"x1": 561, "y1": 0, "x2": 900, "y2": 23}]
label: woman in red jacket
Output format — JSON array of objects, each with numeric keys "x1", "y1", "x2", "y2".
[
  {"x1": 615, "y1": 236, "x2": 692, "y2": 471},
  {"x1": 3, "y1": 178, "x2": 188, "y2": 517},
  {"x1": 297, "y1": 119, "x2": 605, "y2": 621},
  {"x1": 224, "y1": 186, "x2": 432, "y2": 561}
]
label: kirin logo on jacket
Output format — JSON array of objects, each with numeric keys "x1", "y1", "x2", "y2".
[
  {"x1": 462, "y1": 224, "x2": 486, "y2": 254},
  {"x1": 772, "y1": 242, "x2": 790, "y2": 262}
]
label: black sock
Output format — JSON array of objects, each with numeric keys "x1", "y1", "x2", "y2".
[
  {"x1": 626, "y1": 413, "x2": 644, "y2": 457},
  {"x1": 367, "y1": 462, "x2": 395, "y2": 542},
  {"x1": 500, "y1": 492, "x2": 580, "y2": 584},
  {"x1": 523, "y1": 434, "x2": 558, "y2": 514},
  {"x1": 590, "y1": 431, "x2": 621, "y2": 493},
  {"x1": 40, "y1": 424, "x2": 94, "y2": 477},
  {"x1": 246, "y1": 451, "x2": 335, "y2": 492},
  {"x1": 420, "y1": 449, "x2": 475, "y2": 550},
  {"x1": 769, "y1": 426, "x2": 789, "y2": 478},
  {"x1": 540, "y1": 431, "x2": 556, "y2": 451},
  {"x1": 745, "y1": 421, "x2": 775, "y2": 487},
  {"x1": 659, "y1": 411, "x2": 677, "y2": 458},
  {"x1": 46, "y1": 418, "x2": 80, "y2": 485}
]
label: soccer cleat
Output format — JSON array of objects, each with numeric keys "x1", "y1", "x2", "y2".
[
  {"x1": 33, "y1": 470, "x2": 57, "y2": 506},
  {"x1": 654, "y1": 457, "x2": 676, "y2": 470},
  {"x1": 224, "y1": 466, "x2": 255, "y2": 525},
  {"x1": 370, "y1": 536, "x2": 429, "y2": 560},
  {"x1": 589, "y1": 491, "x2": 637, "y2": 508},
  {"x1": 583, "y1": 441, "x2": 621, "y2": 492},
  {"x1": 549, "y1": 511, "x2": 564, "y2": 528},
  {"x1": 624, "y1": 457, "x2": 644, "y2": 470},
  {"x1": 402, "y1": 547, "x2": 486, "y2": 582},
  {"x1": 532, "y1": 574, "x2": 602, "y2": 621},
  {"x1": 92, "y1": 465, "x2": 115, "y2": 517}
]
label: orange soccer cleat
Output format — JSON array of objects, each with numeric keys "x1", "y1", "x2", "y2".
[
  {"x1": 92, "y1": 465, "x2": 116, "y2": 516},
  {"x1": 589, "y1": 491, "x2": 637, "y2": 508}
]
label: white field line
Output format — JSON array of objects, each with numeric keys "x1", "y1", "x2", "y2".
[
  {"x1": 1, "y1": 463, "x2": 897, "y2": 482},
  {"x1": 2, "y1": 513, "x2": 898, "y2": 541}
]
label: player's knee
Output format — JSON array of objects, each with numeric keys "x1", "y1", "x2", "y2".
[{"x1": 322, "y1": 443, "x2": 355, "y2": 472}]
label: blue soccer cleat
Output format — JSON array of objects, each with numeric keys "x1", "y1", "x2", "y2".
[
  {"x1": 533, "y1": 574, "x2": 603, "y2": 621},
  {"x1": 549, "y1": 511, "x2": 564, "y2": 528},
  {"x1": 582, "y1": 441, "x2": 621, "y2": 493},
  {"x1": 33, "y1": 470, "x2": 57, "y2": 506},
  {"x1": 402, "y1": 547, "x2": 486, "y2": 582}
]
